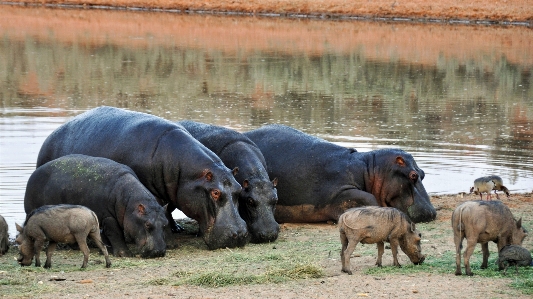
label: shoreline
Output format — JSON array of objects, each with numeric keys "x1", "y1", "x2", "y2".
[{"x1": 2, "y1": 1, "x2": 532, "y2": 26}]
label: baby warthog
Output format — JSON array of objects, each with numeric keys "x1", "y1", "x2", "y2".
[
  {"x1": 339, "y1": 207, "x2": 425, "y2": 275},
  {"x1": 497, "y1": 245, "x2": 532, "y2": 275},
  {"x1": 452, "y1": 201, "x2": 527, "y2": 276},
  {"x1": 16, "y1": 205, "x2": 111, "y2": 268}
]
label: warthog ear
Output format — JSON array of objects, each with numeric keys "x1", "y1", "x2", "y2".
[
  {"x1": 232, "y1": 167, "x2": 239, "y2": 176},
  {"x1": 137, "y1": 204, "x2": 146, "y2": 215},
  {"x1": 516, "y1": 218, "x2": 522, "y2": 229},
  {"x1": 272, "y1": 177, "x2": 278, "y2": 187},
  {"x1": 395, "y1": 156, "x2": 406, "y2": 167},
  {"x1": 410, "y1": 221, "x2": 415, "y2": 233},
  {"x1": 16, "y1": 223, "x2": 23, "y2": 233}
]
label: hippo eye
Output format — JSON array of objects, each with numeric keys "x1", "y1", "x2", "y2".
[
  {"x1": 409, "y1": 170, "x2": 419, "y2": 183},
  {"x1": 211, "y1": 189, "x2": 221, "y2": 200}
]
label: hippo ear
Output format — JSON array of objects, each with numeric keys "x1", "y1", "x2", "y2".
[
  {"x1": 16, "y1": 223, "x2": 23, "y2": 233},
  {"x1": 395, "y1": 156, "x2": 406, "y2": 167},
  {"x1": 232, "y1": 167, "x2": 239, "y2": 176},
  {"x1": 272, "y1": 177, "x2": 278, "y2": 187},
  {"x1": 137, "y1": 204, "x2": 146, "y2": 215},
  {"x1": 205, "y1": 171, "x2": 213, "y2": 182}
]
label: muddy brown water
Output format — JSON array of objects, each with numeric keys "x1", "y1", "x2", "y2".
[{"x1": 1, "y1": 5, "x2": 532, "y2": 237}]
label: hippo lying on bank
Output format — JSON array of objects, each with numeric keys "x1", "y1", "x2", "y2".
[
  {"x1": 244, "y1": 125, "x2": 436, "y2": 223},
  {"x1": 179, "y1": 120, "x2": 279, "y2": 243},
  {"x1": 36, "y1": 106, "x2": 247, "y2": 250},
  {"x1": 0, "y1": 215, "x2": 8, "y2": 255},
  {"x1": 451, "y1": 200, "x2": 527, "y2": 276},
  {"x1": 339, "y1": 206, "x2": 425, "y2": 274},
  {"x1": 16, "y1": 205, "x2": 111, "y2": 268},
  {"x1": 25, "y1": 154, "x2": 168, "y2": 258}
]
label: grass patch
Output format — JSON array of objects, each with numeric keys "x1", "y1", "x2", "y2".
[{"x1": 172, "y1": 263, "x2": 323, "y2": 287}]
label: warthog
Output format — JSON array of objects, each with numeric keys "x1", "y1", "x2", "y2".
[
  {"x1": 452, "y1": 200, "x2": 527, "y2": 276},
  {"x1": 0, "y1": 215, "x2": 8, "y2": 255},
  {"x1": 16, "y1": 205, "x2": 112, "y2": 268},
  {"x1": 497, "y1": 245, "x2": 532, "y2": 275},
  {"x1": 339, "y1": 206, "x2": 425, "y2": 275}
]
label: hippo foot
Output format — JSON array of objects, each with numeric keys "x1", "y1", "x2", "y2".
[{"x1": 113, "y1": 249, "x2": 133, "y2": 257}]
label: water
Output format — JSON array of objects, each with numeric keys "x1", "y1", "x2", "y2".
[{"x1": 1, "y1": 6, "x2": 532, "y2": 237}]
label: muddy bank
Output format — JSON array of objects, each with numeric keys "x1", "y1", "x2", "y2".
[{"x1": 3, "y1": 0, "x2": 533, "y2": 25}]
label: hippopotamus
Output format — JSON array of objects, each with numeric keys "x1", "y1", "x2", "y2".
[
  {"x1": 36, "y1": 106, "x2": 248, "y2": 250},
  {"x1": 179, "y1": 120, "x2": 279, "y2": 243},
  {"x1": 25, "y1": 154, "x2": 168, "y2": 258},
  {"x1": 244, "y1": 124, "x2": 436, "y2": 223}
]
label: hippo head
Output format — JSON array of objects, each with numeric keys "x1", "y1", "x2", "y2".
[
  {"x1": 371, "y1": 149, "x2": 436, "y2": 223},
  {"x1": 15, "y1": 223, "x2": 34, "y2": 266},
  {"x1": 399, "y1": 223, "x2": 425, "y2": 265},
  {"x1": 177, "y1": 164, "x2": 249, "y2": 250},
  {"x1": 123, "y1": 195, "x2": 168, "y2": 258},
  {"x1": 238, "y1": 177, "x2": 280, "y2": 243}
]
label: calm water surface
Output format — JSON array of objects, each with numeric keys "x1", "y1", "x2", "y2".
[{"x1": 1, "y1": 6, "x2": 532, "y2": 236}]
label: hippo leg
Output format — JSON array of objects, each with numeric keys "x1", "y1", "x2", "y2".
[
  {"x1": 44, "y1": 242, "x2": 57, "y2": 269},
  {"x1": 102, "y1": 217, "x2": 133, "y2": 257},
  {"x1": 376, "y1": 241, "x2": 385, "y2": 267},
  {"x1": 74, "y1": 234, "x2": 90, "y2": 268},
  {"x1": 165, "y1": 202, "x2": 184, "y2": 233},
  {"x1": 480, "y1": 242, "x2": 490, "y2": 269},
  {"x1": 88, "y1": 230, "x2": 112, "y2": 268},
  {"x1": 390, "y1": 239, "x2": 401, "y2": 267}
]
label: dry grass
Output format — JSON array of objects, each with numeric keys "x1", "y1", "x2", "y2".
[{"x1": 6, "y1": 0, "x2": 533, "y2": 22}]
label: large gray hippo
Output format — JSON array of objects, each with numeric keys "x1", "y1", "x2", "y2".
[
  {"x1": 244, "y1": 124, "x2": 437, "y2": 223},
  {"x1": 25, "y1": 154, "x2": 168, "y2": 258},
  {"x1": 36, "y1": 107, "x2": 248, "y2": 250},
  {"x1": 179, "y1": 120, "x2": 279, "y2": 243}
]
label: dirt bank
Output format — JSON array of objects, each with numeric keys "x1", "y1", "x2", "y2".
[
  {"x1": 1, "y1": 193, "x2": 532, "y2": 298},
  {"x1": 3, "y1": 0, "x2": 533, "y2": 24}
]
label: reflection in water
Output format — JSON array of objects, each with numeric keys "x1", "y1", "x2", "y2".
[{"x1": 0, "y1": 6, "x2": 532, "y2": 236}]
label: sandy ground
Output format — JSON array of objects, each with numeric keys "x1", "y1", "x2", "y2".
[
  {"x1": 3, "y1": 0, "x2": 533, "y2": 24},
  {"x1": 1, "y1": 193, "x2": 532, "y2": 298}
]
